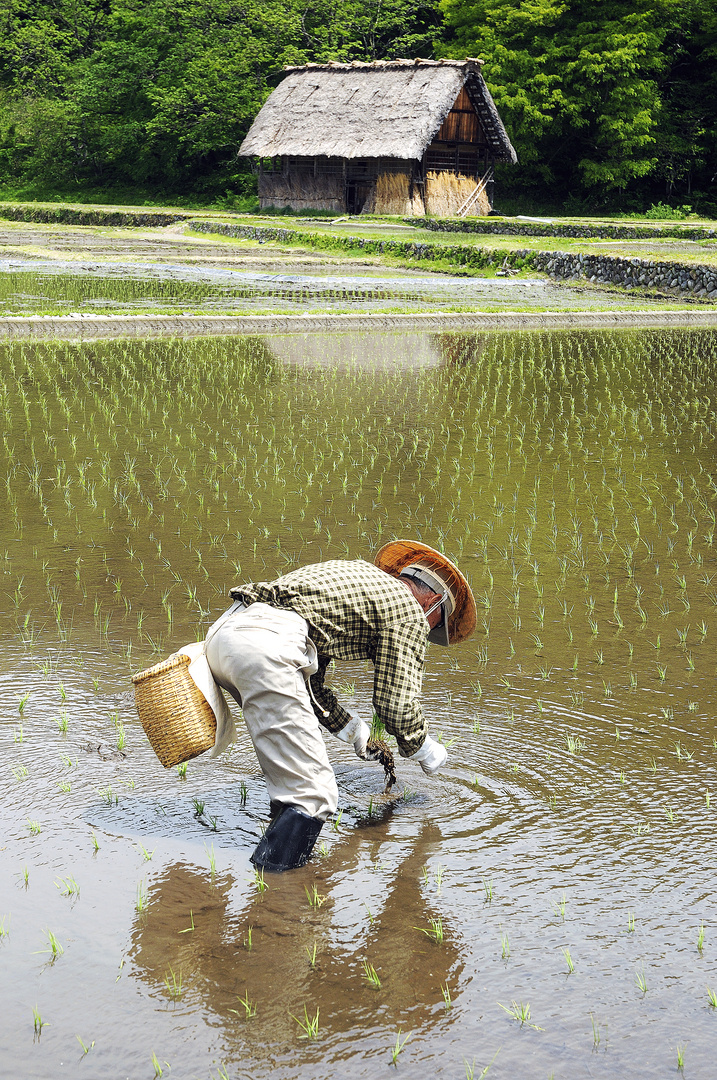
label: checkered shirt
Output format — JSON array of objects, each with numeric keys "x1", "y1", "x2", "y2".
[{"x1": 230, "y1": 559, "x2": 428, "y2": 756}]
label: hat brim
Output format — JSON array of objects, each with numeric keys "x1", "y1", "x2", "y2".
[{"x1": 375, "y1": 540, "x2": 477, "y2": 645}]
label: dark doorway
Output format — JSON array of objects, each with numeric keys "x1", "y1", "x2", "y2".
[{"x1": 346, "y1": 181, "x2": 372, "y2": 214}]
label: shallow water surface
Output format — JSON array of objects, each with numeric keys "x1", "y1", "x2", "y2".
[{"x1": 1, "y1": 328, "x2": 716, "y2": 1078}]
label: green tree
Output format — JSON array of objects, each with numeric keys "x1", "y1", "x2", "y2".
[
  {"x1": 438, "y1": 0, "x2": 678, "y2": 200},
  {"x1": 0, "y1": 0, "x2": 444, "y2": 194},
  {"x1": 654, "y1": 0, "x2": 717, "y2": 207}
]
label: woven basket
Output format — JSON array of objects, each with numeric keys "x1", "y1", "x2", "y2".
[{"x1": 132, "y1": 653, "x2": 217, "y2": 768}]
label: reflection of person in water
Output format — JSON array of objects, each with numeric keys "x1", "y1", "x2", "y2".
[
  {"x1": 129, "y1": 821, "x2": 462, "y2": 1046},
  {"x1": 203, "y1": 541, "x2": 476, "y2": 872}
]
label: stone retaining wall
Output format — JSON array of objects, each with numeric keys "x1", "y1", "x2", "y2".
[
  {"x1": 415, "y1": 217, "x2": 717, "y2": 242},
  {"x1": 0, "y1": 204, "x2": 189, "y2": 227},
  {"x1": 189, "y1": 221, "x2": 717, "y2": 300},
  {"x1": 526, "y1": 250, "x2": 717, "y2": 298}
]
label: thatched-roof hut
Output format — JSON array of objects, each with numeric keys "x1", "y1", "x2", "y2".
[{"x1": 238, "y1": 59, "x2": 517, "y2": 216}]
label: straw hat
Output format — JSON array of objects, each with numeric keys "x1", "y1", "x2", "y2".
[{"x1": 374, "y1": 540, "x2": 477, "y2": 645}]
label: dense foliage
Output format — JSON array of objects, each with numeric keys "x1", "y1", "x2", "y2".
[
  {"x1": 439, "y1": 0, "x2": 717, "y2": 211},
  {"x1": 0, "y1": 0, "x2": 714, "y2": 210}
]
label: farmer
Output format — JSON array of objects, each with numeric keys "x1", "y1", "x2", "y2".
[{"x1": 204, "y1": 540, "x2": 476, "y2": 872}]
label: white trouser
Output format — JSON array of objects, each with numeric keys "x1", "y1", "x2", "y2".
[{"x1": 204, "y1": 602, "x2": 338, "y2": 821}]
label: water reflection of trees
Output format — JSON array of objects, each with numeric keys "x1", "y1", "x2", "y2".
[{"x1": 129, "y1": 820, "x2": 463, "y2": 1059}]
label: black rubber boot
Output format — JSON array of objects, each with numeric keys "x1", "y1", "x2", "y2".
[{"x1": 251, "y1": 805, "x2": 324, "y2": 872}]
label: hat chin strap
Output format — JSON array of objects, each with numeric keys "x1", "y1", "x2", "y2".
[{"x1": 424, "y1": 589, "x2": 448, "y2": 621}]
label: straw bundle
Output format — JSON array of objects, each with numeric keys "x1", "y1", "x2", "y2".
[
  {"x1": 425, "y1": 171, "x2": 490, "y2": 217},
  {"x1": 374, "y1": 173, "x2": 425, "y2": 216},
  {"x1": 132, "y1": 653, "x2": 216, "y2": 768}
]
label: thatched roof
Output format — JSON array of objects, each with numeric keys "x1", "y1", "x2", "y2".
[{"x1": 239, "y1": 59, "x2": 517, "y2": 164}]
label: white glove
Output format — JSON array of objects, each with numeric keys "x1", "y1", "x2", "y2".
[
  {"x1": 412, "y1": 735, "x2": 447, "y2": 775},
  {"x1": 335, "y1": 710, "x2": 371, "y2": 760}
]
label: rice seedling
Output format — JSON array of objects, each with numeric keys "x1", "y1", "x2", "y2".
[
  {"x1": 179, "y1": 910, "x2": 195, "y2": 934},
  {"x1": 32, "y1": 1005, "x2": 46, "y2": 1036},
  {"x1": 230, "y1": 990, "x2": 257, "y2": 1019},
  {"x1": 39, "y1": 929, "x2": 63, "y2": 958},
  {"x1": 55, "y1": 875, "x2": 79, "y2": 897},
  {"x1": 11, "y1": 764, "x2": 28, "y2": 781},
  {"x1": 698, "y1": 922, "x2": 705, "y2": 952},
  {"x1": 415, "y1": 917, "x2": 444, "y2": 944},
  {"x1": 561, "y1": 946, "x2": 575, "y2": 973},
  {"x1": 291, "y1": 1004, "x2": 320, "y2": 1039},
  {"x1": 76, "y1": 1035, "x2": 94, "y2": 1054},
  {"x1": 136, "y1": 881, "x2": 148, "y2": 913},
  {"x1": 498, "y1": 1000, "x2": 543, "y2": 1029},
  {"x1": 305, "y1": 884, "x2": 327, "y2": 908},
  {"x1": 707, "y1": 987, "x2": 717, "y2": 1008},
  {"x1": 391, "y1": 1030, "x2": 410, "y2": 1064},
  {"x1": 136, "y1": 842, "x2": 155, "y2": 861},
  {"x1": 27, "y1": 819, "x2": 41, "y2": 834},
  {"x1": 552, "y1": 892, "x2": 567, "y2": 920},
  {"x1": 635, "y1": 965, "x2": 648, "y2": 993},
  {"x1": 252, "y1": 868, "x2": 268, "y2": 893},
  {"x1": 441, "y1": 982, "x2": 452, "y2": 1009},
  {"x1": 464, "y1": 1048, "x2": 501, "y2": 1079},
  {"x1": 677, "y1": 1043, "x2": 686, "y2": 1070},
  {"x1": 362, "y1": 960, "x2": 381, "y2": 988},
  {"x1": 205, "y1": 843, "x2": 217, "y2": 881},
  {"x1": 176, "y1": 761, "x2": 187, "y2": 779},
  {"x1": 151, "y1": 1051, "x2": 168, "y2": 1077},
  {"x1": 164, "y1": 967, "x2": 182, "y2": 1000}
]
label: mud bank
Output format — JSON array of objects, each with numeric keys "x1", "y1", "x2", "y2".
[{"x1": 0, "y1": 309, "x2": 715, "y2": 340}]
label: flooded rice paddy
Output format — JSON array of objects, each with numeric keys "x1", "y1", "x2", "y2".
[
  {"x1": 1, "y1": 327, "x2": 716, "y2": 1079},
  {"x1": 0, "y1": 220, "x2": 688, "y2": 316},
  {"x1": 0, "y1": 257, "x2": 554, "y2": 315}
]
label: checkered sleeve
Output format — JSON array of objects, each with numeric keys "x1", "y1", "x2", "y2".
[
  {"x1": 309, "y1": 656, "x2": 354, "y2": 734},
  {"x1": 373, "y1": 622, "x2": 428, "y2": 757}
]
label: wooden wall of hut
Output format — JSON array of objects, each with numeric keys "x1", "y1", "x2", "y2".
[{"x1": 258, "y1": 170, "x2": 344, "y2": 211}]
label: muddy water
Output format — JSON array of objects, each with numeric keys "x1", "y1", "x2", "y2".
[{"x1": 1, "y1": 328, "x2": 716, "y2": 1079}]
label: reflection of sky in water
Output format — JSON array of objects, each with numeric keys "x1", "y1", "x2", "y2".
[{"x1": 267, "y1": 332, "x2": 465, "y2": 369}]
